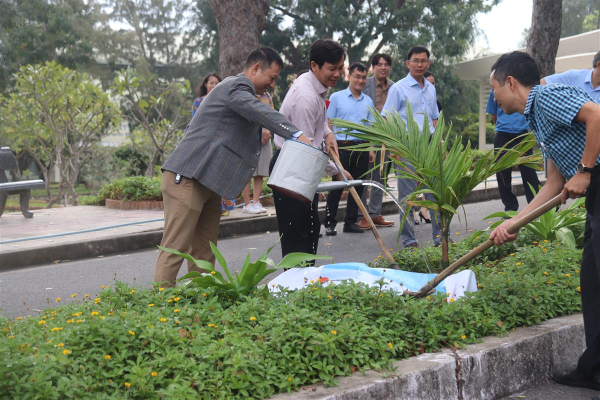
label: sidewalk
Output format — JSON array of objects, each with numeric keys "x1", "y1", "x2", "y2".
[{"x1": 0, "y1": 172, "x2": 545, "y2": 270}]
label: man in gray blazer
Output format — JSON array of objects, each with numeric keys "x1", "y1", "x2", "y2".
[
  {"x1": 155, "y1": 47, "x2": 311, "y2": 286},
  {"x1": 357, "y1": 53, "x2": 396, "y2": 229}
]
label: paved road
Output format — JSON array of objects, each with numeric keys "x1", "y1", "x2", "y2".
[
  {"x1": 503, "y1": 381, "x2": 600, "y2": 399},
  {"x1": 0, "y1": 197, "x2": 510, "y2": 319}
]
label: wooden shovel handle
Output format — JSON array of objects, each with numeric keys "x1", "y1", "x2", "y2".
[
  {"x1": 409, "y1": 194, "x2": 563, "y2": 298},
  {"x1": 328, "y1": 150, "x2": 396, "y2": 264}
]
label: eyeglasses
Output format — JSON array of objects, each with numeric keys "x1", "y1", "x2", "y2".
[
  {"x1": 408, "y1": 59, "x2": 430, "y2": 65},
  {"x1": 350, "y1": 74, "x2": 367, "y2": 81},
  {"x1": 375, "y1": 63, "x2": 390, "y2": 68}
]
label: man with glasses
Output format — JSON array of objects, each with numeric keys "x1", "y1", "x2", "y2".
[
  {"x1": 356, "y1": 53, "x2": 396, "y2": 230},
  {"x1": 323, "y1": 62, "x2": 375, "y2": 235},
  {"x1": 382, "y1": 45, "x2": 442, "y2": 249}
]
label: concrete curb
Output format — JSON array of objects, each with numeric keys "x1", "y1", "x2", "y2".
[
  {"x1": 0, "y1": 182, "x2": 531, "y2": 271},
  {"x1": 270, "y1": 313, "x2": 584, "y2": 400}
]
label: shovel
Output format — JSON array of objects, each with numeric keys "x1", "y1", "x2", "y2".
[
  {"x1": 328, "y1": 150, "x2": 398, "y2": 268},
  {"x1": 406, "y1": 193, "x2": 564, "y2": 298}
]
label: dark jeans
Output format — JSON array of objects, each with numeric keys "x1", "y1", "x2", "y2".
[
  {"x1": 269, "y1": 150, "x2": 320, "y2": 261},
  {"x1": 494, "y1": 131, "x2": 541, "y2": 211},
  {"x1": 324, "y1": 148, "x2": 369, "y2": 228},
  {"x1": 578, "y1": 168, "x2": 600, "y2": 377}
]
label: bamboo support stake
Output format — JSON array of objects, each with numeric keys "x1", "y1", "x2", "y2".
[{"x1": 408, "y1": 194, "x2": 564, "y2": 298}]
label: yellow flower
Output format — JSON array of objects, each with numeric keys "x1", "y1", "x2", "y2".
[
  {"x1": 151, "y1": 372, "x2": 158, "y2": 377},
  {"x1": 105, "y1": 355, "x2": 111, "y2": 360},
  {"x1": 327, "y1": 295, "x2": 332, "y2": 299},
  {"x1": 331, "y1": 330, "x2": 337, "y2": 335},
  {"x1": 94, "y1": 298, "x2": 101, "y2": 304},
  {"x1": 174, "y1": 309, "x2": 180, "y2": 313},
  {"x1": 461, "y1": 335, "x2": 467, "y2": 340},
  {"x1": 202, "y1": 293, "x2": 207, "y2": 297},
  {"x1": 449, "y1": 298, "x2": 455, "y2": 303},
  {"x1": 452, "y1": 242, "x2": 457, "y2": 245},
  {"x1": 543, "y1": 248, "x2": 548, "y2": 252},
  {"x1": 100, "y1": 285, "x2": 105, "y2": 289},
  {"x1": 63, "y1": 349, "x2": 71, "y2": 355},
  {"x1": 129, "y1": 290, "x2": 135, "y2": 294},
  {"x1": 55, "y1": 297, "x2": 61, "y2": 302},
  {"x1": 543, "y1": 239, "x2": 548, "y2": 243},
  {"x1": 565, "y1": 273, "x2": 571, "y2": 278},
  {"x1": 72, "y1": 312, "x2": 82, "y2": 317},
  {"x1": 167, "y1": 299, "x2": 173, "y2": 303},
  {"x1": 124, "y1": 382, "x2": 131, "y2": 388},
  {"x1": 83, "y1": 294, "x2": 89, "y2": 298},
  {"x1": 175, "y1": 321, "x2": 180, "y2": 325},
  {"x1": 129, "y1": 330, "x2": 135, "y2": 336},
  {"x1": 387, "y1": 342, "x2": 393, "y2": 349},
  {"x1": 516, "y1": 262, "x2": 521, "y2": 266},
  {"x1": 38, "y1": 320, "x2": 46, "y2": 325},
  {"x1": 544, "y1": 271, "x2": 549, "y2": 276},
  {"x1": 174, "y1": 297, "x2": 180, "y2": 302},
  {"x1": 67, "y1": 319, "x2": 74, "y2": 324},
  {"x1": 388, "y1": 248, "x2": 393, "y2": 251},
  {"x1": 310, "y1": 280, "x2": 315, "y2": 284},
  {"x1": 249, "y1": 317, "x2": 256, "y2": 321},
  {"x1": 91, "y1": 311, "x2": 99, "y2": 316},
  {"x1": 8, "y1": 336, "x2": 14, "y2": 339},
  {"x1": 159, "y1": 288, "x2": 165, "y2": 292},
  {"x1": 509, "y1": 253, "x2": 515, "y2": 257},
  {"x1": 208, "y1": 323, "x2": 214, "y2": 327},
  {"x1": 57, "y1": 343, "x2": 64, "y2": 347},
  {"x1": 456, "y1": 232, "x2": 461, "y2": 235},
  {"x1": 287, "y1": 377, "x2": 293, "y2": 382},
  {"x1": 575, "y1": 269, "x2": 580, "y2": 274},
  {"x1": 71, "y1": 293, "x2": 77, "y2": 298},
  {"x1": 210, "y1": 271, "x2": 216, "y2": 275},
  {"x1": 16, "y1": 317, "x2": 23, "y2": 320},
  {"x1": 160, "y1": 318, "x2": 167, "y2": 323},
  {"x1": 578, "y1": 286, "x2": 581, "y2": 292},
  {"x1": 477, "y1": 283, "x2": 482, "y2": 288},
  {"x1": 148, "y1": 304, "x2": 155, "y2": 307},
  {"x1": 47, "y1": 340, "x2": 52, "y2": 344},
  {"x1": 99, "y1": 316, "x2": 106, "y2": 320},
  {"x1": 76, "y1": 320, "x2": 83, "y2": 324},
  {"x1": 547, "y1": 281, "x2": 553, "y2": 285}
]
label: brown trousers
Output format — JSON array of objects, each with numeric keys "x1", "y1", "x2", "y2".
[{"x1": 154, "y1": 171, "x2": 222, "y2": 286}]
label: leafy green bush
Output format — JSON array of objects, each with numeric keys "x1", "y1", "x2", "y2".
[
  {"x1": 92, "y1": 176, "x2": 162, "y2": 205},
  {"x1": 0, "y1": 242, "x2": 582, "y2": 399}
]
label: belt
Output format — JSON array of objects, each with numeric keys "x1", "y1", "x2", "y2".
[{"x1": 337, "y1": 140, "x2": 367, "y2": 145}]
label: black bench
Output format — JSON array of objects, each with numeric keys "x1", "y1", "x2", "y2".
[{"x1": 0, "y1": 147, "x2": 45, "y2": 218}]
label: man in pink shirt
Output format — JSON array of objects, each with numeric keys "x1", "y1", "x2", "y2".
[{"x1": 271, "y1": 39, "x2": 350, "y2": 260}]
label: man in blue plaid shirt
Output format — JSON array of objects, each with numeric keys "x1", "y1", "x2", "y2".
[{"x1": 490, "y1": 51, "x2": 600, "y2": 391}]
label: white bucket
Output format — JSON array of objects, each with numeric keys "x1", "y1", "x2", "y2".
[{"x1": 268, "y1": 140, "x2": 330, "y2": 202}]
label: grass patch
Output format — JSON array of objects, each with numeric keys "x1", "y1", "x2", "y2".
[{"x1": 0, "y1": 239, "x2": 582, "y2": 398}]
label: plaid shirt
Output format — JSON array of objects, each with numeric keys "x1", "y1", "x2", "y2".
[{"x1": 524, "y1": 83, "x2": 599, "y2": 179}]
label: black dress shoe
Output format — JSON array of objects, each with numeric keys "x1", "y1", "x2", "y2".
[
  {"x1": 343, "y1": 224, "x2": 364, "y2": 233},
  {"x1": 325, "y1": 226, "x2": 337, "y2": 236},
  {"x1": 553, "y1": 369, "x2": 600, "y2": 391}
]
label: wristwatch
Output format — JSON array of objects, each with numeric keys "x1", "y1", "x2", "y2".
[{"x1": 577, "y1": 161, "x2": 594, "y2": 174}]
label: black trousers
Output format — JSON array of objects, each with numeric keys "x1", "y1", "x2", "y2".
[
  {"x1": 578, "y1": 168, "x2": 600, "y2": 377},
  {"x1": 494, "y1": 131, "x2": 541, "y2": 211},
  {"x1": 324, "y1": 148, "x2": 369, "y2": 228},
  {"x1": 269, "y1": 150, "x2": 320, "y2": 260}
]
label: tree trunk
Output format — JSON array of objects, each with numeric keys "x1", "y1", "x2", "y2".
[
  {"x1": 210, "y1": 0, "x2": 270, "y2": 78},
  {"x1": 527, "y1": 0, "x2": 562, "y2": 77}
]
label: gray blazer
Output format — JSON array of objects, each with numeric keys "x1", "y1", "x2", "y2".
[
  {"x1": 163, "y1": 74, "x2": 298, "y2": 199},
  {"x1": 362, "y1": 76, "x2": 395, "y2": 105}
]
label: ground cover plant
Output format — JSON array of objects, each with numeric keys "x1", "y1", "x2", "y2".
[{"x1": 0, "y1": 238, "x2": 583, "y2": 399}]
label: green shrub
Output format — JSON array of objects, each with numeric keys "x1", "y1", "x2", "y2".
[
  {"x1": 94, "y1": 176, "x2": 162, "y2": 205},
  {"x1": 0, "y1": 242, "x2": 582, "y2": 399}
]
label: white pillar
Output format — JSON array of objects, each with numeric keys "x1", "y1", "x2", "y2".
[{"x1": 478, "y1": 78, "x2": 492, "y2": 151}]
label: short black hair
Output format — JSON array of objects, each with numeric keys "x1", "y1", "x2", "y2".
[
  {"x1": 423, "y1": 71, "x2": 435, "y2": 79},
  {"x1": 245, "y1": 47, "x2": 284, "y2": 70},
  {"x1": 197, "y1": 73, "x2": 222, "y2": 97},
  {"x1": 349, "y1": 62, "x2": 367, "y2": 74},
  {"x1": 371, "y1": 53, "x2": 392, "y2": 67},
  {"x1": 310, "y1": 39, "x2": 345, "y2": 69},
  {"x1": 407, "y1": 45, "x2": 430, "y2": 61},
  {"x1": 593, "y1": 50, "x2": 600, "y2": 68},
  {"x1": 491, "y1": 51, "x2": 540, "y2": 87}
]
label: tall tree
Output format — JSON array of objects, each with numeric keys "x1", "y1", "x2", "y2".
[
  {"x1": 527, "y1": 0, "x2": 563, "y2": 77},
  {"x1": 0, "y1": 0, "x2": 96, "y2": 93},
  {"x1": 209, "y1": 0, "x2": 269, "y2": 77}
]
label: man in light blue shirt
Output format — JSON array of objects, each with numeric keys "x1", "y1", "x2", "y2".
[
  {"x1": 324, "y1": 62, "x2": 375, "y2": 235},
  {"x1": 541, "y1": 50, "x2": 600, "y2": 103},
  {"x1": 486, "y1": 91, "x2": 541, "y2": 211},
  {"x1": 381, "y1": 45, "x2": 441, "y2": 248}
]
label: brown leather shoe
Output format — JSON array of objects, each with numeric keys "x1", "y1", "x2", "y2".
[
  {"x1": 372, "y1": 215, "x2": 395, "y2": 227},
  {"x1": 356, "y1": 218, "x2": 371, "y2": 230}
]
